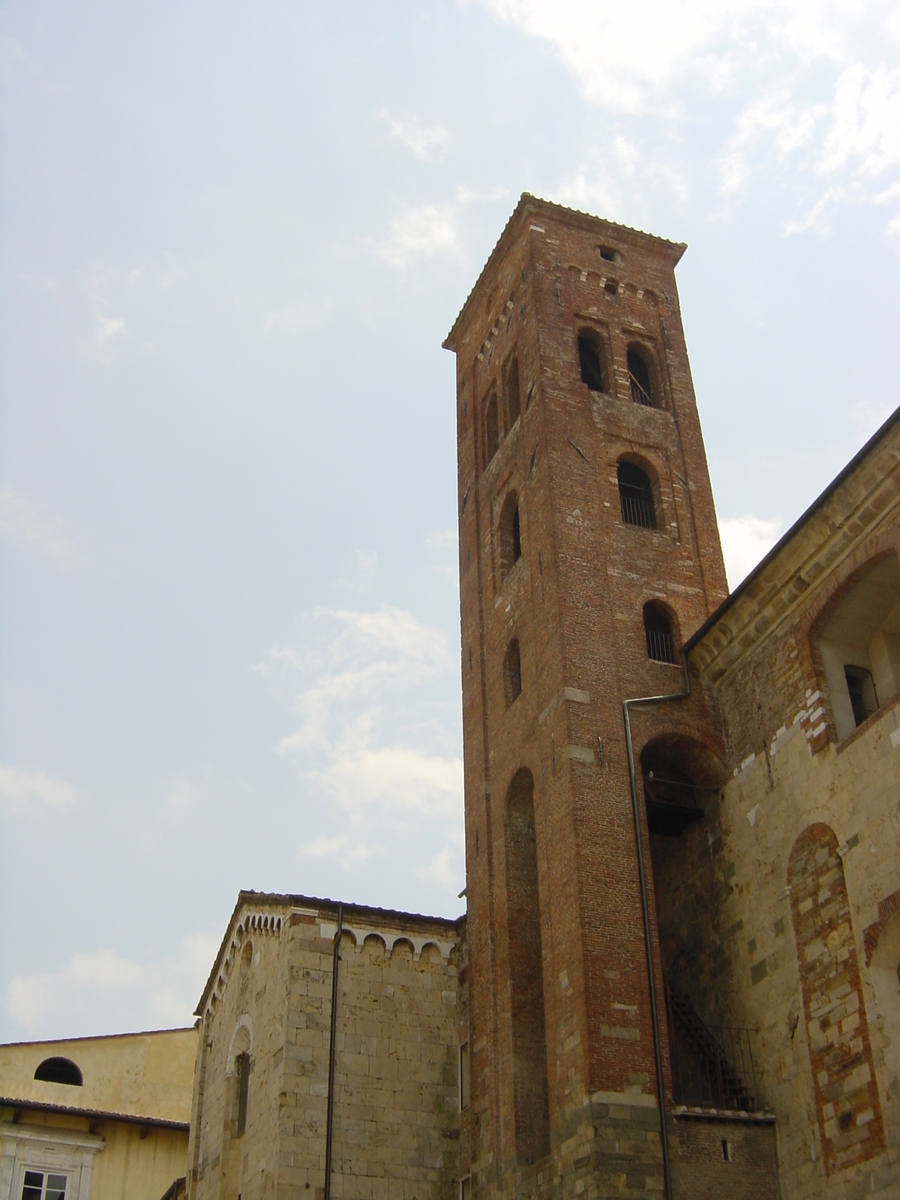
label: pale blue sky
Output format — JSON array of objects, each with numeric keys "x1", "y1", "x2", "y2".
[{"x1": 2, "y1": 1, "x2": 899, "y2": 1040}]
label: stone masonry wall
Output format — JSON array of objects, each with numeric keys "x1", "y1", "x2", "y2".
[
  {"x1": 676, "y1": 668, "x2": 900, "y2": 1197},
  {"x1": 188, "y1": 898, "x2": 463, "y2": 1200}
]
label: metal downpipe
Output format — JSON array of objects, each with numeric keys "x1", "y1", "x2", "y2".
[
  {"x1": 324, "y1": 903, "x2": 343, "y2": 1200},
  {"x1": 622, "y1": 652, "x2": 691, "y2": 1200}
]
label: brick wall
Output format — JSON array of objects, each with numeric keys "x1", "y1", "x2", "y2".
[{"x1": 446, "y1": 195, "x2": 737, "y2": 1199}]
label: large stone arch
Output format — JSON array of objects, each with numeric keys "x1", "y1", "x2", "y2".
[{"x1": 788, "y1": 824, "x2": 884, "y2": 1174}]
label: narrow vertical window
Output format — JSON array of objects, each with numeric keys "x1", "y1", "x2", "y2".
[
  {"x1": 577, "y1": 332, "x2": 605, "y2": 393},
  {"x1": 644, "y1": 603, "x2": 676, "y2": 664},
  {"x1": 459, "y1": 1041, "x2": 470, "y2": 1110},
  {"x1": 617, "y1": 461, "x2": 657, "y2": 529},
  {"x1": 627, "y1": 347, "x2": 653, "y2": 406},
  {"x1": 485, "y1": 392, "x2": 499, "y2": 465},
  {"x1": 505, "y1": 769, "x2": 550, "y2": 1164},
  {"x1": 236, "y1": 1052, "x2": 250, "y2": 1136},
  {"x1": 506, "y1": 355, "x2": 521, "y2": 428},
  {"x1": 504, "y1": 638, "x2": 522, "y2": 705},
  {"x1": 498, "y1": 491, "x2": 522, "y2": 582}
]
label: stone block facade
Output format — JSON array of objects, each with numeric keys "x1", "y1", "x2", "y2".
[{"x1": 186, "y1": 894, "x2": 463, "y2": 1200}]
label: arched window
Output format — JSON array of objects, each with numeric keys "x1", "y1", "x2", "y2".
[
  {"x1": 485, "y1": 391, "x2": 499, "y2": 466},
  {"x1": 235, "y1": 1052, "x2": 250, "y2": 1136},
  {"x1": 627, "y1": 347, "x2": 654, "y2": 407},
  {"x1": 506, "y1": 354, "x2": 521, "y2": 428},
  {"x1": 34, "y1": 1057, "x2": 82, "y2": 1087},
  {"x1": 644, "y1": 603, "x2": 676, "y2": 664},
  {"x1": 504, "y1": 769, "x2": 550, "y2": 1163},
  {"x1": 577, "y1": 331, "x2": 606, "y2": 393},
  {"x1": 498, "y1": 491, "x2": 521, "y2": 581},
  {"x1": 504, "y1": 638, "x2": 522, "y2": 705},
  {"x1": 617, "y1": 461, "x2": 656, "y2": 530},
  {"x1": 816, "y1": 554, "x2": 900, "y2": 739}
]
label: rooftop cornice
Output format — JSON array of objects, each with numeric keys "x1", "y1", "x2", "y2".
[
  {"x1": 686, "y1": 405, "x2": 900, "y2": 682},
  {"x1": 442, "y1": 193, "x2": 686, "y2": 352}
]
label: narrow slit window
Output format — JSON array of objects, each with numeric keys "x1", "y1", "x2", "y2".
[
  {"x1": 498, "y1": 491, "x2": 522, "y2": 582},
  {"x1": 506, "y1": 355, "x2": 521, "y2": 428},
  {"x1": 627, "y1": 348, "x2": 653, "y2": 407},
  {"x1": 459, "y1": 1041, "x2": 470, "y2": 1110},
  {"x1": 236, "y1": 1052, "x2": 250, "y2": 1136},
  {"x1": 644, "y1": 603, "x2": 676, "y2": 664},
  {"x1": 577, "y1": 333, "x2": 605, "y2": 393},
  {"x1": 618, "y1": 462, "x2": 657, "y2": 530},
  {"x1": 505, "y1": 638, "x2": 522, "y2": 705},
  {"x1": 485, "y1": 392, "x2": 499, "y2": 466}
]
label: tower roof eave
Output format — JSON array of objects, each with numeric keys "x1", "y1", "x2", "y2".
[{"x1": 442, "y1": 192, "x2": 686, "y2": 353}]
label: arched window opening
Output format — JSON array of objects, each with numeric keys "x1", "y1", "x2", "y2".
[
  {"x1": 640, "y1": 736, "x2": 725, "y2": 841},
  {"x1": 618, "y1": 461, "x2": 656, "y2": 530},
  {"x1": 627, "y1": 347, "x2": 653, "y2": 407},
  {"x1": 504, "y1": 769, "x2": 550, "y2": 1164},
  {"x1": 34, "y1": 1057, "x2": 82, "y2": 1087},
  {"x1": 644, "y1": 603, "x2": 676, "y2": 664},
  {"x1": 577, "y1": 332, "x2": 605, "y2": 393},
  {"x1": 498, "y1": 492, "x2": 522, "y2": 581},
  {"x1": 816, "y1": 555, "x2": 900, "y2": 740},
  {"x1": 235, "y1": 1052, "x2": 250, "y2": 1136},
  {"x1": 485, "y1": 392, "x2": 499, "y2": 466},
  {"x1": 869, "y1": 909, "x2": 900, "y2": 1094},
  {"x1": 504, "y1": 638, "x2": 522, "y2": 705},
  {"x1": 506, "y1": 355, "x2": 521, "y2": 428}
]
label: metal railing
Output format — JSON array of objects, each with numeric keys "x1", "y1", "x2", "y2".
[
  {"x1": 666, "y1": 981, "x2": 764, "y2": 1112},
  {"x1": 619, "y1": 485, "x2": 656, "y2": 529},
  {"x1": 646, "y1": 627, "x2": 676, "y2": 664},
  {"x1": 630, "y1": 372, "x2": 653, "y2": 407}
]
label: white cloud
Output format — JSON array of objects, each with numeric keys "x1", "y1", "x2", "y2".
[
  {"x1": 140, "y1": 775, "x2": 203, "y2": 851},
  {"x1": 270, "y1": 606, "x2": 463, "y2": 868},
  {"x1": 0, "y1": 487, "x2": 80, "y2": 567},
  {"x1": 719, "y1": 515, "x2": 784, "y2": 589},
  {"x1": 369, "y1": 202, "x2": 462, "y2": 268},
  {"x1": 369, "y1": 185, "x2": 509, "y2": 269},
  {"x1": 426, "y1": 530, "x2": 458, "y2": 548},
  {"x1": 416, "y1": 847, "x2": 460, "y2": 889},
  {"x1": 0, "y1": 763, "x2": 79, "y2": 817},
  {"x1": 471, "y1": 1, "x2": 900, "y2": 226},
  {"x1": 817, "y1": 64, "x2": 900, "y2": 180},
  {"x1": 8, "y1": 933, "x2": 220, "y2": 1038},
  {"x1": 96, "y1": 315, "x2": 126, "y2": 342},
  {"x1": 298, "y1": 834, "x2": 381, "y2": 866},
  {"x1": 378, "y1": 107, "x2": 450, "y2": 161},
  {"x1": 261, "y1": 303, "x2": 320, "y2": 335}
]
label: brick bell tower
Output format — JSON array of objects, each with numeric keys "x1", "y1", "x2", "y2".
[{"x1": 444, "y1": 196, "x2": 729, "y2": 1199}]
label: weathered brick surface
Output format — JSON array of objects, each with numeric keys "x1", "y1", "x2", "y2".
[{"x1": 445, "y1": 195, "x2": 746, "y2": 1199}]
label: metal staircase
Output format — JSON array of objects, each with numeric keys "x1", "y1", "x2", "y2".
[{"x1": 664, "y1": 979, "x2": 761, "y2": 1112}]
